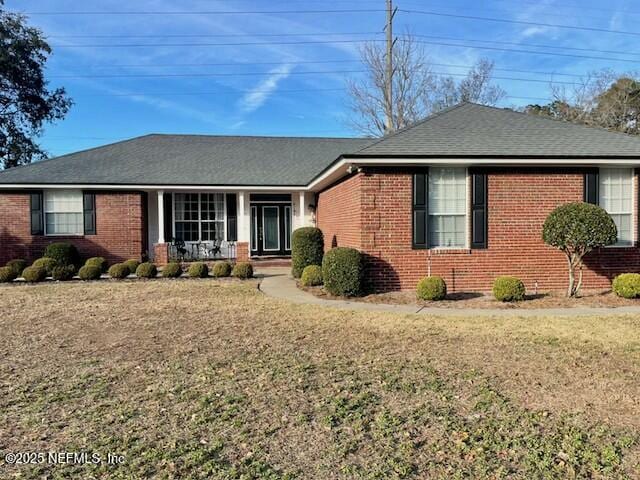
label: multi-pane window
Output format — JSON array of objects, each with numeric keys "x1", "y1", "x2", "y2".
[
  {"x1": 599, "y1": 168, "x2": 633, "y2": 246},
  {"x1": 428, "y1": 167, "x2": 467, "y2": 248},
  {"x1": 45, "y1": 190, "x2": 84, "y2": 235},
  {"x1": 174, "y1": 193, "x2": 225, "y2": 242}
]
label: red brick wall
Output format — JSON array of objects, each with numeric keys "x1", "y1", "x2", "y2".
[
  {"x1": 317, "y1": 168, "x2": 640, "y2": 292},
  {"x1": 0, "y1": 191, "x2": 146, "y2": 265},
  {"x1": 316, "y1": 173, "x2": 363, "y2": 250}
]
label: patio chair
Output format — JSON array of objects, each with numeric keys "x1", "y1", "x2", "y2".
[{"x1": 170, "y1": 237, "x2": 188, "y2": 261}]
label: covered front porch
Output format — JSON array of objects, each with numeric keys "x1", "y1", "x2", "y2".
[{"x1": 146, "y1": 189, "x2": 315, "y2": 264}]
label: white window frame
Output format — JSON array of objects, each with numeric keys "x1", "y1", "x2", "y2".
[
  {"x1": 427, "y1": 167, "x2": 468, "y2": 249},
  {"x1": 599, "y1": 168, "x2": 635, "y2": 248},
  {"x1": 172, "y1": 192, "x2": 226, "y2": 243},
  {"x1": 44, "y1": 189, "x2": 84, "y2": 236}
]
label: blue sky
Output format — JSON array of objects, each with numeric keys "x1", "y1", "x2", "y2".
[{"x1": 7, "y1": 0, "x2": 640, "y2": 156}]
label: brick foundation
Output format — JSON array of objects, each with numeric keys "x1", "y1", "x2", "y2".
[
  {"x1": 317, "y1": 167, "x2": 640, "y2": 292},
  {"x1": 236, "y1": 242, "x2": 250, "y2": 262},
  {"x1": 153, "y1": 243, "x2": 169, "y2": 265},
  {"x1": 0, "y1": 191, "x2": 146, "y2": 265}
]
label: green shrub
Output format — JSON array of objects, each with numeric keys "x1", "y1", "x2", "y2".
[
  {"x1": 85, "y1": 257, "x2": 108, "y2": 272},
  {"x1": 52, "y1": 265, "x2": 76, "y2": 281},
  {"x1": 232, "y1": 262, "x2": 253, "y2": 279},
  {"x1": 493, "y1": 276, "x2": 526, "y2": 302},
  {"x1": 188, "y1": 262, "x2": 209, "y2": 278},
  {"x1": 136, "y1": 262, "x2": 158, "y2": 279},
  {"x1": 416, "y1": 276, "x2": 447, "y2": 301},
  {"x1": 0, "y1": 266, "x2": 18, "y2": 283},
  {"x1": 213, "y1": 261, "x2": 232, "y2": 278},
  {"x1": 32, "y1": 257, "x2": 57, "y2": 275},
  {"x1": 123, "y1": 259, "x2": 141, "y2": 275},
  {"x1": 300, "y1": 265, "x2": 323, "y2": 287},
  {"x1": 162, "y1": 262, "x2": 183, "y2": 278},
  {"x1": 6, "y1": 259, "x2": 27, "y2": 277},
  {"x1": 78, "y1": 265, "x2": 101, "y2": 281},
  {"x1": 612, "y1": 273, "x2": 640, "y2": 299},
  {"x1": 322, "y1": 247, "x2": 364, "y2": 297},
  {"x1": 108, "y1": 263, "x2": 130, "y2": 280},
  {"x1": 291, "y1": 227, "x2": 324, "y2": 278},
  {"x1": 44, "y1": 242, "x2": 81, "y2": 267},
  {"x1": 22, "y1": 266, "x2": 47, "y2": 283}
]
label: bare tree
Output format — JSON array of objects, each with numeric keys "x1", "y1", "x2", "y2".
[{"x1": 347, "y1": 36, "x2": 506, "y2": 137}]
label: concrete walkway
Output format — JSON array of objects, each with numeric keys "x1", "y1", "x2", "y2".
[{"x1": 255, "y1": 267, "x2": 640, "y2": 317}]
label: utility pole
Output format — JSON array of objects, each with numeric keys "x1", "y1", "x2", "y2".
[{"x1": 384, "y1": 0, "x2": 397, "y2": 134}]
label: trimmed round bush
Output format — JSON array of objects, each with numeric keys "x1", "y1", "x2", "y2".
[
  {"x1": 322, "y1": 247, "x2": 364, "y2": 297},
  {"x1": 52, "y1": 265, "x2": 76, "y2": 281},
  {"x1": 213, "y1": 261, "x2": 232, "y2": 278},
  {"x1": 162, "y1": 262, "x2": 183, "y2": 278},
  {"x1": 0, "y1": 266, "x2": 18, "y2": 283},
  {"x1": 6, "y1": 259, "x2": 28, "y2": 277},
  {"x1": 187, "y1": 262, "x2": 209, "y2": 278},
  {"x1": 108, "y1": 263, "x2": 130, "y2": 280},
  {"x1": 32, "y1": 257, "x2": 58, "y2": 275},
  {"x1": 416, "y1": 276, "x2": 447, "y2": 301},
  {"x1": 136, "y1": 262, "x2": 158, "y2": 279},
  {"x1": 493, "y1": 276, "x2": 526, "y2": 302},
  {"x1": 85, "y1": 257, "x2": 108, "y2": 272},
  {"x1": 22, "y1": 266, "x2": 47, "y2": 283},
  {"x1": 300, "y1": 265, "x2": 323, "y2": 287},
  {"x1": 123, "y1": 259, "x2": 141, "y2": 275},
  {"x1": 232, "y1": 262, "x2": 253, "y2": 279},
  {"x1": 44, "y1": 242, "x2": 81, "y2": 267},
  {"x1": 612, "y1": 273, "x2": 640, "y2": 299},
  {"x1": 78, "y1": 265, "x2": 101, "y2": 281},
  {"x1": 291, "y1": 227, "x2": 324, "y2": 278}
]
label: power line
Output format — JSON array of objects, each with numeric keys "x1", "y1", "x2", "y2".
[
  {"x1": 49, "y1": 69, "x2": 367, "y2": 79},
  {"x1": 50, "y1": 39, "x2": 380, "y2": 48},
  {"x1": 46, "y1": 31, "x2": 382, "y2": 39},
  {"x1": 20, "y1": 8, "x2": 384, "y2": 16},
  {"x1": 400, "y1": 9, "x2": 640, "y2": 38}
]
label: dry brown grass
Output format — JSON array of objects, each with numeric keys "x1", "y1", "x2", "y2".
[{"x1": 1, "y1": 280, "x2": 639, "y2": 479}]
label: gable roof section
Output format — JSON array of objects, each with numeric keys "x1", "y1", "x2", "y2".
[
  {"x1": 346, "y1": 103, "x2": 640, "y2": 158},
  {"x1": 0, "y1": 134, "x2": 371, "y2": 186}
]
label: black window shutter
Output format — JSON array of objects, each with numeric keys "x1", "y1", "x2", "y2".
[
  {"x1": 163, "y1": 193, "x2": 173, "y2": 241},
  {"x1": 226, "y1": 193, "x2": 237, "y2": 241},
  {"x1": 83, "y1": 192, "x2": 96, "y2": 235},
  {"x1": 30, "y1": 192, "x2": 44, "y2": 235},
  {"x1": 584, "y1": 170, "x2": 599, "y2": 205},
  {"x1": 471, "y1": 172, "x2": 488, "y2": 249},
  {"x1": 412, "y1": 171, "x2": 428, "y2": 249}
]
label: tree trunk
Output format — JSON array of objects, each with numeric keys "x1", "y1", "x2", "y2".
[{"x1": 566, "y1": 254, "x2": 575, "y2": 297}]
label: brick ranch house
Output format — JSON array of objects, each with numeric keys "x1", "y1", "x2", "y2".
[{"x1": 1, "y1": 103, "x2": 639, "y2": 292}]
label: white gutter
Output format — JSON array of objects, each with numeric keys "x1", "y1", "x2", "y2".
[{"x1": 0, "y1": 184, "x2": 307, "y2": 191}]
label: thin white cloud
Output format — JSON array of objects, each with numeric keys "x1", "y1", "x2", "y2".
[{"x1": 238, "y1": 64, "x2": 294, "y2": 113}]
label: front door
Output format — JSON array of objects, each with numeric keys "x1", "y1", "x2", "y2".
[{"x1": 251, "y1": 204, "x2": 292, "y2": 256}]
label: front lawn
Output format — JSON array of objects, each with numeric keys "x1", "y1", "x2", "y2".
[{"x1": 1, "y1": 281, "x2": 639, "y2": 478}]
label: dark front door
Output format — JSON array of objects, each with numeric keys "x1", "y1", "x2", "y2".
[{"x1": 251, "y1": 204, "x2": 292, "y2": 256}]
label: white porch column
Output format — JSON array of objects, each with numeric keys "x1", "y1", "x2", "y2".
[
  {"x1": 298, "y1": 191, "x2": 306, "y2": 229},
  {"x1": 157, "y1": 190, "x2": 165, "y2": 244},
  {"x1": 237, "y1": 191, "x2": 249, "y2": 242}
]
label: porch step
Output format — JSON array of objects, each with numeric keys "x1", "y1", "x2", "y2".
[{"x1": 251, "y1": 257, "x2": 292, "y2": 268}]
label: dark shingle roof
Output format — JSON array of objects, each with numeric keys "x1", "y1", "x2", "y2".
[
  {"x1": 347, "y1": 103, "x2": 640, "y2": 158},
  {"x1": 0, "y1": 134, "x2": 371, "y2": 186}
]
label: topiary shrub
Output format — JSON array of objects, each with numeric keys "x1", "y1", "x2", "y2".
[
  {"x1": 78, "y1": 265, "x2": 101, "y2": 281},
  {"x1": 232, "y1": 262, "x2": 253, "y2": 279},
  {"x1": 136, "y1": 262, "x2": 158, "y2": 279},
  {"x1": 32, "y1": 257, "x2": 57, "y2": 276},
  {"x1": 543, "y1": 203, "x2": 617, "y2": 297},
  {"x1": 22, "y1": 266, "x2": 47, "y2": 283},
  {"x1": 123, "y1": 259, "x2": 141, "y2": 275},
  {"x1": 212, "y1": 261, "x2": 232, "y2": 278},
  {"x1": 162, "y1": 262, "x2": 183, "y2": 278},
  {"x1": 188, "y1": 262, "x2": 209, "y2": 278},
  {"x1": 300, "y1": 265, "x2": 323, "y2": 287},
  {"x1": 322, "y1": 247, "x2": 363, "y2": 297},
  {"x1": 612, "y1": 273, "x2": 640, "y2": 299},
  {"x1": 416, "y1": 276, "x2": 447, "y2": 301},
  {"x1": 44, "y1": 242, "x2": 81, "y2": 267},
  {"x1": 6, "y1": 259, "x2": 27, "y2": 277},
  {"x1": 0, "y1": 266, "x2": 18, "y2": 283},
  {"x1": 108, "y1": 263, "x2": 130, "y2": 280},
  {"x1": 85, "y1": 257, "x2": 108, "y2": 272},
  {"x1": 52, "y1": 265, "x2": 76, "y2": 281},
  {"x1": 493, "y1": 276, "x2": 526, "y2": 302},
  {"x1": 291, "y1": 227, "x2": 324, "y2": 278}
]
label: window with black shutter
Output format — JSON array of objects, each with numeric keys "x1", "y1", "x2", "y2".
[
  {"x1": 30, "y1": 192, "x2": 44, "y2": 235},
  {"x1": 471, "y1": 172, "x2": 488, "y2": 249},
  {"x1": 412, "y1": 171, "x2": 428, "y2": 249},
  {"x1": 226, "y1": 193, "x2": 237, "y2": 241},
  {"x1": 584, "y1": 170, "x2": 599, "y2": 205},
  {"x1": 83, "y1": 192, "x2": 96, "y2": 235}
]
